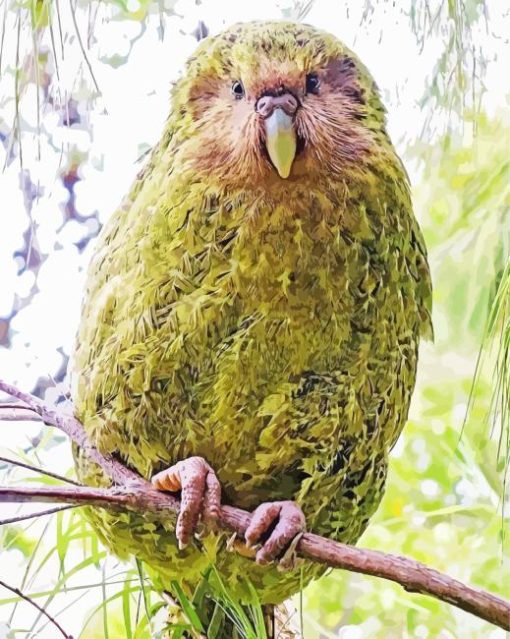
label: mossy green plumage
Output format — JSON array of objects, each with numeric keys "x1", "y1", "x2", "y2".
[{"x1": 71, "y1": 21, "x2": 432, "y2": 607}]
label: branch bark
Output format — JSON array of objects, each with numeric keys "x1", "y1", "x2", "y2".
[{"x1": 1, "y1": 379, "x2": 509, "y2": 631}]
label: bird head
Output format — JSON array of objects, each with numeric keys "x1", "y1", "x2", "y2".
[{"x1": 169, "y1": 21, "x2": 390, "y2": 190}]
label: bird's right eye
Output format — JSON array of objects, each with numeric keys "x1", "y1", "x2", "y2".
[{"x1": 231, "y1": 80, "x2": 245, "y2": 99}]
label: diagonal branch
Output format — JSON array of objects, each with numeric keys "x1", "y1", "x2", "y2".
[
  {"x1": 0, "y1": 503, "x2": 76, "y2": 526},
  {"x1": 0, "y1": 579, "x2": 73, "y2": 638},
  {"x1": 0, "y1": 403, "x2": 43, "y2": 421},
  {"x1": 0, "y1": 455, "x2": 82, "y2": 486},
  {"x1": 1, "y1": 379, "x2": 509, "y2": 631}
]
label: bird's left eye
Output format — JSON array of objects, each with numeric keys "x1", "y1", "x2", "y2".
[
  {"x1": 306, "y1": 73, "x2": 320, "y2": 94},
  {"x1": 231, "y1": 80, "x2": 245, "y2": 99}
]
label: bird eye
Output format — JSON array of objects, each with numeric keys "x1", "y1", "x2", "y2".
[
  {"x1": 305, "y1": 73, "x2": 320, "y2": 94},
  {"x1": 231, "y1": 80, "x2": 245, "y2": 99}
]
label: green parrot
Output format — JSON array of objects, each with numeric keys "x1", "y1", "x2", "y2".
[{"x1": 71, "y1": 19, "x2": 432, "y2": 633}]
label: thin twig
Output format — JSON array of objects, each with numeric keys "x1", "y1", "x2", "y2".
[
  {"x1": 0, "y1": 0, "x2": 7, "y2": 76},
  {"x1": 0, "y1": 579, "x2": 74, "y2": 638},
  {"x1": 0, "y1": 455, "x2": 81, "y2": 486},
  {"x1": 0, "y1": 379, "x2": 140, "y2": 487},
  {"x1": 8, "y1": 517, "x2": 52, "y2": 625},
  {"x1": 68, "y1": 0, "x2": 100, "y2": 93},
  {"x1": 0, "y1": 404, "x2": 42, "y2": 421},
  {"x1": 0, "y1": 503, "x2": 75, "y2": 526},
  {"x1": 0, "y1": 378, "x2": 509, "y2": 631}
]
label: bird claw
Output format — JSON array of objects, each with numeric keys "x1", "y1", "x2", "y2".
[
  {"x1": 245, "y1": 500, "x2": 306, "y2": 568},
  {"x1": 226, "y1": 532, "x2": 238, "y2": 552},
  {"x1": 151, "y1": 456, "x2": 221, "y2": 550},
  {"x1": 277, "y1": 531, "x2": 304, "y2": 572},
  {"x1": 225, "y1": 533, "x2": 259, "y2": 559}
]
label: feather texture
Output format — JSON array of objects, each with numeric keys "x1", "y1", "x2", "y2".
[{"x1": 72, "y1": 21, "x2": 432, "y2": 606}]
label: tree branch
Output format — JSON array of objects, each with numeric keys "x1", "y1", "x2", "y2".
[
  {"x1": 1, "y1": 379, "x2": 509, "y2": 631},
  {"x1": 0, "y1": 579, "x2": 74, "y2": 638},
  {"x1": 0, "y1": 503, "x2": 76, "y2": 526},
  {"x1": 0, "y1": 403, "x2": 43, "y2": 421}
]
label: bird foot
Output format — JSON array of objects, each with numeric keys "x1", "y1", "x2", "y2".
[
  {"x1": 151, "y1": 456, "x2": 221, "y2": 549},
  {"x1": 245, "y1": 501, "x2": 306, "y2": 568}
]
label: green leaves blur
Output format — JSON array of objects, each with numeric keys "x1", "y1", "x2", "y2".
[{"x1": 414, "y1": 111, "x2": 510, "y2": 347}]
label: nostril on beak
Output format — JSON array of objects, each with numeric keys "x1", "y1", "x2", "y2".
[
  {"x1": 256, "y1": 93, "x2": 299, "y2": 118},
  {"x1": 282, "y1": 94, "x2": 298, "y2": 115},
  {"x1": 256, "y1": 96, "x2": 272, "y2": 118}
]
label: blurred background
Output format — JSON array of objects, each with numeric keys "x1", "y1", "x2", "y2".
[{"x1": 0, "y1": 0, "x2": 509, "y2": 637}]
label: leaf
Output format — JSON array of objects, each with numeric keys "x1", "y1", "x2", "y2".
[{"x1": 169, "y1": 581, "x2": 205, "y2": 634}]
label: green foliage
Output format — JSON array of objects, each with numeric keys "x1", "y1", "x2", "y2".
[
  {"x1": 414, "y1": 111, "x2": 510, "y2": 347},
  {"x1": 486, "y1": 259, "x2": 510, "y2": 484},
  {"x1": 1, "y1": 525, "x2": 38, "y2": 557},
  {"x1": 410, "y1": 0, "x2": 489, "y2": 119},
  {"x1": 412, "y1": 109, "x2": 510, "y2": 525}
]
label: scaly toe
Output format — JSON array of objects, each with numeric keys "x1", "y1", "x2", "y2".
[
  {"x1": 245, "y1": 500, "x2": 306, "y2": 566},
  {"x1": 151, "y1": 456, "x2": 221, "y2": 549}
]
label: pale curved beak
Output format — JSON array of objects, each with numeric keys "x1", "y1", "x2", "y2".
[{"x1": 264, "y1": 109, "x2": 297, "y2": 179}]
